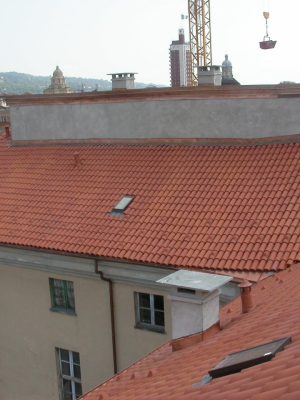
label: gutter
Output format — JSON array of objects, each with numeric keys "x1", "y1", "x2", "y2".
[{"x1": 94, "y1": 259, "x2": 118, "y2": 374}]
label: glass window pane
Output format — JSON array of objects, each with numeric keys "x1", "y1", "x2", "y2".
[
  {"x1": 154, "y1": 295, "x2": 164, "y2": 311},
  {"x1": 60, "y1": 349, "x2": 70, "y2": 362},
  {"x1": 114, "y1": 196, "x2": 133, "y2": 211},
  {"x1": 66, "y1": 281, "x2": 75, "y2": 311},
  {"x1": 73, "y1": 364, "x2": 81, "y2": 380},
  {"x1": 53, "y1": 280, "x2": 65, "y2": 308},
  {"x1": 155, "y1": 311, "x2": 165, "y2": 327},
  {"x1": 62, "y1": 379, "x2": 72, "y2": 400},
  {"x1": 139, "y1": 308, "x2": 151, "y2": 324},
  {"x1": 139, "y1": 293, "x2": 150, "y2": 308},
  {"x1": 61, "y1": 361, "x2": 70, "y2": 376},
  {"x1": 63, "y1": 391, "x2": 72, "y2": 400},
  {"x1": 75, "y1": 382, "x2": 83, "y2": 398},
  {"x1": 72, "y1": 351, "x2": 80, "y2": 364}
]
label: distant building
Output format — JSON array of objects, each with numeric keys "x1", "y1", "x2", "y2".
[
  {"x1": 221, "y1": 54, "x2": 240, "y2": 85},
  {"x1": 0, "y1": 98, "x2": 9, "y2": 126},
  {"x1": 44, "y1": 66, "x2": 73, "y2": 94},
  {"x1": 170, "y1": 29, "x2": 192, "y2": 87}
]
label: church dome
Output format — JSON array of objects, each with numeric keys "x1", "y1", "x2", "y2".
[
  {"x1": 53, "y1": 66, "x2": 64, "y2": 78},
  {"x1": 44, "y1": 66, "x2": 73, "y2": 94},
  {"x1": 222, "y1": 54, "x2": 232, "y2": 68}
]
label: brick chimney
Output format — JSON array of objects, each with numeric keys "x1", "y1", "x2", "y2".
[
  {"x1": 239, "y1": 280, "x2": 253, "y2": 313},
  {"x1": 157, "y1": 270, "x2": 232, "y2": 341}
]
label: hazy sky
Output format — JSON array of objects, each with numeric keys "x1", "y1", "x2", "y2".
[{"x1": 1, "y1": 0, "x2": 299, "y2": 85}]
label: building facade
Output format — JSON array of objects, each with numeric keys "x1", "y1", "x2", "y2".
[
  {"x1": 169, "y1": 29, "x2": 192, "y2": 87},
  {"x1": 0, "y1": 247, "x2": 175, "y2": 400}
]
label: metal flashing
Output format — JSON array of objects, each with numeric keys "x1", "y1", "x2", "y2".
[{"x1": 157, "y1": 270, "x2": 232, "y2": 292}]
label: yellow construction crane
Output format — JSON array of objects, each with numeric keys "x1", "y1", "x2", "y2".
[
  {"x1": 188, "y1": 0, "x2": 212, "y2": 85},
  {"x1": 188, "y1": 1, "x2": 277, "y2": 85}
]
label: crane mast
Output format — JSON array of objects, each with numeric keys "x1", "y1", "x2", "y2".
[{"x1": 188, "y1": 0, "x2": 212, "y2": 85}]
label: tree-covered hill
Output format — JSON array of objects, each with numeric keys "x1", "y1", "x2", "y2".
[{"x1": 0, "y1": 71, "x2": 161, "y2": 95}]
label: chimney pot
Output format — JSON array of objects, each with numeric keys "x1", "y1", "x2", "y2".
[
  {"x1": 239, "y1": 280, "x2": 253, "y2": 313},
  {"x1": 4, "y1": 126, "x2": 10, "y2": 138},
  {"x1": 74, "y1": 152, "x2": 80, "y2": 166}
]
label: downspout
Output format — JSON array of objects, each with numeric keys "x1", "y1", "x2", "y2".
[{"x1": 94, "y1": 259, "x2": 118, "y2": 374}]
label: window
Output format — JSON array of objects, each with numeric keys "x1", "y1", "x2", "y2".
[
  {"x1": 57, "y1": 348, "x2": 82, "y2": 400},
  {"x1": 111, "y1": 195, "x2": 134, "y2": 215},
  {"x1": 49, "y1": 278, "x2": 75, "y2": 314},
  {"x1": 193, "y1": 337, "x2": 292, "y2": 389},
  {"x1": 135, "y1": 292, "x2": 165, "y2": 332},
  {"x1": 209, "y1": 337, "x2": 292, "y2": 379}
]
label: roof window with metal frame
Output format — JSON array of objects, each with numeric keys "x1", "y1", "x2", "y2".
[
  {"x1": 194, "y1": 337, "x2": 291, "y2": 387},
  {"x1": 111, "y1": 195, "x2": 134, "y2": 216}
]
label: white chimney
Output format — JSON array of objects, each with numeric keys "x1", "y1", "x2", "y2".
[
  {"x1": 157, "y1": 270, "x2": 232, "y2": 340},
  {"x1": 198, "y1": 65, "x2": 222, "y2": 86},
  {"x1": 108, "y1": 72, "x2": 137, "y2": 90}
]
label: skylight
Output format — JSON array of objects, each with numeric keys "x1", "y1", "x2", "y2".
[
  {"x1": 112, "y1": 195, "x2": 134, "y2": 214},
  {"x1": 193, "y1": 337, "x2": 292, "y2": 389},
  {"x1": 209, "y1": 337, "x2": 291, "y2": 379}
]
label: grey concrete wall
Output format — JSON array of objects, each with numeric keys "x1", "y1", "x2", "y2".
[{"x1": 10, "y1": 97, "x2": 300, "y2": 141}]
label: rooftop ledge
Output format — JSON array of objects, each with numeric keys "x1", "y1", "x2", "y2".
[
  {"x1": 10, "y1": 133, "x2": 300, "y2": 148},
  {"x1": 5, "y1": 84, "x2": 300, "y2": 106}
]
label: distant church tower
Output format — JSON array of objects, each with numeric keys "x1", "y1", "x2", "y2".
[
  {"x1": 44, "y1": 66, "x2": 73, "y2": 94},
  {"x1": 221, "y1": 55, "x2": 240, "y2": 85}
]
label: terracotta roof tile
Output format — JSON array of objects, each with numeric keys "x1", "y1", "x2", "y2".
[
  {"x1": 82, "y1": 266, "x2": 300, "y2": 400},
  {"x1": 0, "y1": 140, "x2": 299, "y2": 274}
]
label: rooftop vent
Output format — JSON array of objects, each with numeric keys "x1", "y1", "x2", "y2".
[{"x1": 111, "y1": 195, "x2": 134, "y2": 215}]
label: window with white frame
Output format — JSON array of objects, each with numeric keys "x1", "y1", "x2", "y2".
[
  {"x1": 135, "y1": 292, "x2": 165, "y2": 332},
  {"x1": 57, "y1": 348, "x2": 82, "y2": 400}
]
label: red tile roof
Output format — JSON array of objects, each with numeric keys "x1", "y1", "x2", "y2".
[
  {"x1": 82, "y1": 264, "x2": 300, "y2": 400},
  {"x1": 0, "y1": 136, "x2": 299, "y2": 274}
]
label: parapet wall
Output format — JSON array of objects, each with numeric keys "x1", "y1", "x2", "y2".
[{"x1": 8, "y1": 86, "x2": 300, "y2": 141}]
